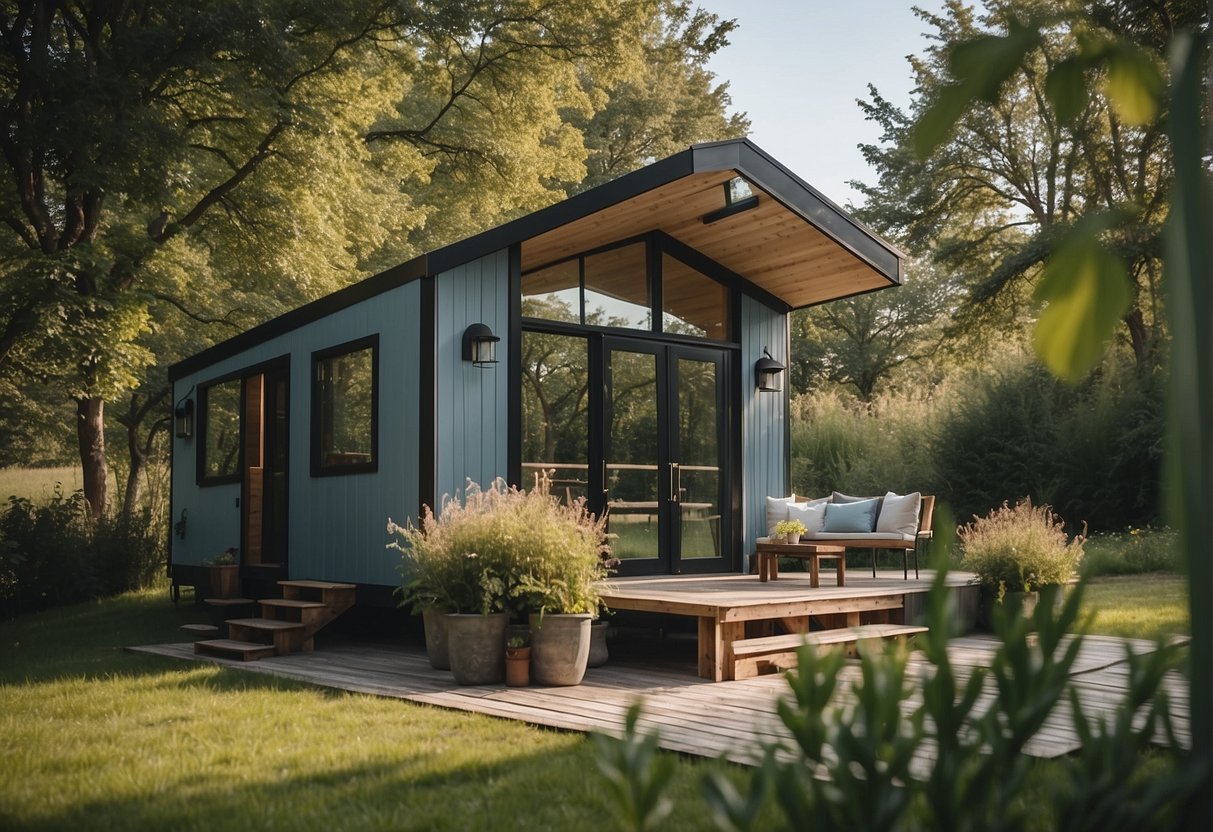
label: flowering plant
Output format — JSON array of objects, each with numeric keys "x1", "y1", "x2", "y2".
[
  {"x1": 959, "y1": 498, "x2": 1084, "y2": 595},
  {"x1": 774, "y1": 519, "x2": 807, "y2": 537},
  {"x1": 390, "y1": 478, "x2": 612, "y2": 617}
]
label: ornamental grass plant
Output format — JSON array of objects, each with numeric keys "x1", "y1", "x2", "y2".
[
  {"x1": 959, "y1": 498, "x2": 1084, "y2": 596},
  {"x1": 391, "y1": 478, "x2": 611, "y2": 618}
]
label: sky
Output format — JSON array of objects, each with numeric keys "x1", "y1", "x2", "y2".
[{"x1": 699, "y1": 0, "x2": 948, "y2": 209}]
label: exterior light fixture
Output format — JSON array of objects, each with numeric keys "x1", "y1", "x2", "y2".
[
  {"x1": 754, "y1": 347, "x2": 785, "y2": 392},
  {"x1": 462, "y1": 323, "x2": 500, "y2": 367},
  {"x1": 174, "y1": 397, "x2": 195, "y2": 439},
  {"x1": 702, "y1": 175, "x2": 760, "y2": 224}
]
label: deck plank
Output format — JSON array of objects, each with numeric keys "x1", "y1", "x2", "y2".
[{"x1": 131, "y1": 625, "x2": 1190, "y2": 767}]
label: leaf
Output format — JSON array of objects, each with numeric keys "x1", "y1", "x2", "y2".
[
  {"x1": 1033, "y1": 226, "x2": 1131, "y2": 381},
  {"x1": 1045, "y1": 57, "x2": 1089, "y2": 125},
  {"x1": 1104, "y1": 43, "x2": 1163, "y2": 125}
]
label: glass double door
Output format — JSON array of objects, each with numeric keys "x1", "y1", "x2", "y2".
[{"x1": 599, "y1": 338, "x2": 728, "y2": 575}]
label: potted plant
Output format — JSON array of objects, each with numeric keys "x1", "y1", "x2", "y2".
[
  {"x1": 390, "y1": 481, "x2": 528, "y2": 685},
  {"x1": 959, "y1": 498, "x2": 1084, "y2": 627},
  {"x1": 511, "y1": 484, "x2": 613, "y2": 687},
  {"x1": 204, "y1": 548, "x2": 240, "y2": 599},
  {"x1": 775, "y1": 518, "x2": 807, "y2": 545},
  {"x1": 505, "y1": 632, "x2": 531, "y2": 687}
]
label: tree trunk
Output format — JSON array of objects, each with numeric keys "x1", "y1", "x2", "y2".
[
  {"x1": 123, "y1": 423, "x2": 146, "y2": 522},
  {"x1": 75, "y1": 396, "x2": 107, "y2": 519}
]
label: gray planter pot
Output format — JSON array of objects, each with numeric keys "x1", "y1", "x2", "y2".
[
  {"x1": 422, "y1": 608, "x2": 450, "y2": 670},
  {"x1": 529, "y1": 612, "x2": 592, "y2": 686},
  {"x1": 979, "y1": 584, "x2": 1064, "y2": 630},
  {"x1": 587, "y1": 620, "x2": 609, "y2": 668},
  {"x1": 445, "y1": 613, "x2": 507, "y2": 685}
]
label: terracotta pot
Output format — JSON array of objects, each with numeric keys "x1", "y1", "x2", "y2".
[
  {"x1": 422, "y1": 608, "x2": 450, "y2": 670},
  {"x1": 444, "y1": 613, "x2": 507, "y2": 685},
  {"x1": 505, "y1": 646, "x2": 531, "y2": 687},
  {"x1": 529, "y1": 612, "x2": 592, "y2": 686}
]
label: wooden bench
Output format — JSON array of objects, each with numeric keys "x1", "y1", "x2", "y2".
[
  {"x1": 731, "y1": 623, "x2": 928, "y2": 679},
  {"x1": 787, "y1": 494, "x2": 936, "y2": 579}
]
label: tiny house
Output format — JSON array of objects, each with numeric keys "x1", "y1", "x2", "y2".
[{"x1": 168, "y1": 139, "x2": 904, "y2": 603}]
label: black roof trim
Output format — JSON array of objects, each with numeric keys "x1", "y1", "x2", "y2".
[
  {"x1": 169, "y1": 255, "x2": 427, "y2": 381},
  {"x1": 170, "y1": 139, "x2": 903, "y2": 380}
]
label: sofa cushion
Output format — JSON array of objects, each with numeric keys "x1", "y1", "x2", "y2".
[
  {"x1": 787, "y1": 499, "x2": 827, "y2": 534},
  {"x1": 821, "y1": 498, "x2": 880, "y2": 533},
  {"x1": 876, "y1": 491, "x2": 922, "y2": 537},
  {"x1": 765, "y1": 494, "x2": 797, "y2": 536},
  {"x1": 809, "y1": 531, "x2": 916, "y2": 542},
  {"x1": 832, "y1": 490, "x2": 885, "y2": 516}
]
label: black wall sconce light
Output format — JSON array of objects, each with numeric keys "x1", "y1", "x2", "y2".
[
  {"x1": 754, "y1": 347, "x2": 785, "y2": 392},
  {"x1": 702, "y1": 176, "x2": 760, "y2": 224},
  {"x1": 174, "y1": 396, "x2": 195, "y2": 439},
  {"x1": 462, "y1": 323, "x2": 500, "y2": 367}
]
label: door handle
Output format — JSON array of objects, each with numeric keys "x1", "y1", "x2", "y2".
[{"x1": 669, "y1": 463, "x2": 681, "y2": 503}]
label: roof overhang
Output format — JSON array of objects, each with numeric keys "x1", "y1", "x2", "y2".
[{"x1": 432, "y1": 138, "x2": 904, "y2": 310}]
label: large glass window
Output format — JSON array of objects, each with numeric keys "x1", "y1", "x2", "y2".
[
  {"x1": 584, "y1": 243, "x2": 650, "y2": 329},
  {"x1": 199, "y1": 378, "x2": 242, "y2": 484},
  {"x1": 521, "y1": 332, "x2": 589, "y2": 504},
  {"x1": 522, "y1": 259, "x2": 580, "y2": 323},
  {"x1": 661, "y1": 254, "x2": 729, "y2": 339},
  {"x1": 521, "y1": 238, "x2": 733, "y2": 340},
  {"x1": 311, "y1": 336, "x2": 378, "y2": 476}
]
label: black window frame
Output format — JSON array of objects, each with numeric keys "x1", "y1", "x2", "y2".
[
  {"x1": 520, "y1": 232, "x2": 742, "y2": 343},
  {"x1": 310, "y1": 334, "x2": 380, "y2": 478},
  {"x1": 196, "y1": 376, "x2": 245, "y2": 487}
]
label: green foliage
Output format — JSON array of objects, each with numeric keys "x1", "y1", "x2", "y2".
[
  {"x1": 959, "y1": 498, "x2": 1084, "y2": 593},
  {"x1": 391, "y1": 478, "x2": 610, "y2": 617},
  {"x1": 0, "y1": 487, "x2": 165, "y2": 617},
  {"x1": 593, "y1": 705, "x2": 677, "y2": 832},
  {"x1": 789, "y1": 390, "x2": 941, "y2": 499},
  {"x1": 1082, "y1": 527, "x2": 1179, "y2": 576},
  {"x1": 933, "y1": 360, "x2": 1163, "y2": 530},
  {"x1": 595, "y1": 567, "x2": 1200, "y2": 831}
]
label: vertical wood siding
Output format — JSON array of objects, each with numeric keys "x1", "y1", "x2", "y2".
[
  {"x1": 433, "y1": 251, "x2": 511, "y2": 505},
  {"x1": 170, "y1": 280, "x2": 421, "y2": 587},
  {"x1": 740, "y1": 295, "x2": 790, "y2": 568}
]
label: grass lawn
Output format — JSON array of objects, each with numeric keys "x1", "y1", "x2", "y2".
[
  {"x1": 0, "y1": 584, "x2": 740, "y2": 831},
  {"x1": 0, "y1": 570, "x2": 1189, "y2": 830},
  {"x1": 0, "y1": 465, "x2": 119, "y2": 504}
]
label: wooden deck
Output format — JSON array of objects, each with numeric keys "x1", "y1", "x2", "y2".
[
  {"x1": 597, "y1": 570, "x2": 977, "y2": 680},
  {"x1": 131, "y1": 626, "x2": 1190, "y2": 766}
]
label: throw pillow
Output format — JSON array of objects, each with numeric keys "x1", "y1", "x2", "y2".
[
  {"x1": 787, "y1": 499, "x2": 827, "y2": 535},
  {"x1": 765, "y1": 494, "x2": 797, "y2": 536},
  {"x1": 832, "y1": 490, "x2": 885, "y2": 516},
  {"x1": 821, "y1": 498, "x2": 880, "y2": 533},
  {"x1": 876, "y1": 491, "x2": 922, "y2": 537}
]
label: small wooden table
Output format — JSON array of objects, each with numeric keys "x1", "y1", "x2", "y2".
[{"x1": 755, "y1": 541, "x2": 846, "y2": 587}]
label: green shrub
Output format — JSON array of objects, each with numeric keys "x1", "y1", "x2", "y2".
[
  {"x1": 391, "y1": 478, "x2": 610, "y2": 617},
  {"x1": 959, "y1": 498, "x2": 1084, "y2": 594},
  {"x1": 1082, "y1": 527, "x2": 1180, "y2": 576}
]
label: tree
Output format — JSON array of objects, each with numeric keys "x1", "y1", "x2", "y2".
[
  {"x1": 854, "y1": 0, "x2": 1205, "y2": 375},
  {"x1": 571, "y1": 0, "x2": 749, "y2": 192},
  {"x1": 0, "y1": 1, "x2": 655, "y2": 517},
  {"x1": 791, "y1": 260, "x2": 956, "y2": 400}
]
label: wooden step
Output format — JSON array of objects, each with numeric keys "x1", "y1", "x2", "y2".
[
  {"x1": 259, "y1": 599, "x2": 327, "y2": 610},
  {"x1": 179, "y1": 623, "x2": 219, "y2": 636},
  {"x1": 203, "y1": 597, "x2": 255, "y2": 607},
  {"x1": 226, "y1": 617, "x2": 309, "y2": 656},
  {"x1": 194, "y1": 639, "x2": 276, "y2": 661},
  {"x1": 278, "y1": 580, "x2": 355, "y2": 591},
  {"x1": 732, "y1": 624, "x2": 928, "y2": 679}
]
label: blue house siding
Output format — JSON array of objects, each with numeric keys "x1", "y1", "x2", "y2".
[
  {"x1": 170, "y1": 280, "x2": 421, "y2": 587},
  {"x1": 740, "y1": 294, "x2": 789, "y2": 569},
  {"x1": 433, "y1": 250, "x2": 511, "y2": 506}
]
